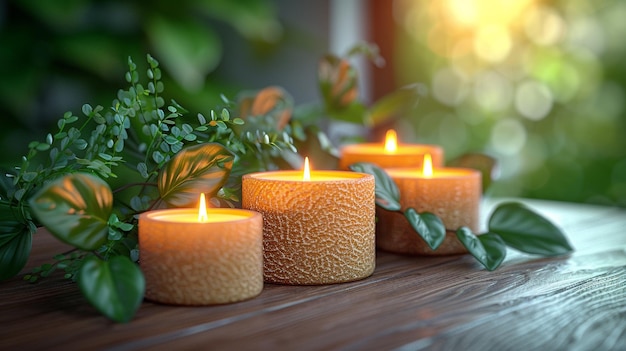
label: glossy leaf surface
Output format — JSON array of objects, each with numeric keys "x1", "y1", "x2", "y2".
[
  {"x1": 456, "y1": 227, "x2": 507, "y2": 271},
  {"x1": 488, "y1": 202, "x2": 573, "y2": 256},
  {"x1": 0, "y1": 220, "x2": 33, "y2": 281},
  {"x1": 349, "y1": 162, "x2": 401, "y2": 211},
  {"x1": 404, "y1": 209, "x2": 445, "y2": 250},
  {"x1": 28, "y1": 173, "x2": 112, "y2": 251},
  {"x1": 78, "y1": 255, "x2": 145, "y2": 323},
  {"x1": 158, "y1": 143, "x2": 234, "y2": 207}
]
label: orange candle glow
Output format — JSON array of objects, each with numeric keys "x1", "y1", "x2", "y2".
[
  {"x1": 139, "y1": 194, "x2": 263, "y2": 305},
  {"x1": 377, "y1": 155, "x2": 482, "y2": 256},
  {"x1": 338, "y1": 129, "x2": 444, "y2": 170},
  {"x1": 242, "y1": 159, "x2": 376, "y2": 285}
]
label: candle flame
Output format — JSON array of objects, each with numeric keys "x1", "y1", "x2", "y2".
[
  {"x1": 303, "y1": 157, "x2": 311, "y2": 181},
  {"x1": 423, "y1": 154, "x2": 433, "y2": 177},
  {"x1": 384, "y1": 129, "x2": 398, "y2": 153},
  {"x1": 198, "y1": 193, "x2": 209, "y2": 222}
]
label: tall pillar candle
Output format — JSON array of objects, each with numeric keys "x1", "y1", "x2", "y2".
[
  {"x1": 242, "y1": 161, "x2": 375, "y2": 285},
  {"x1": 377, "y1": 155, "x2": 482, "y2": 255},
  {"x1": 139, "y1": 204, "x2": 263, "y2": 305},
  {"x1": 339, "y1": 129, "x2": 444, "y2": 170}
]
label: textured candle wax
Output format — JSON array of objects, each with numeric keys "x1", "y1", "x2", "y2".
[
  {"x1": 377, "y1": 167, "x2": 482, "y2": 255},
  {"x1": 242, "y1": 171, "x2": 376, "y2": 285},
  {"x1": 139, "y1": 208, "x2": 263, "y2": 305}
]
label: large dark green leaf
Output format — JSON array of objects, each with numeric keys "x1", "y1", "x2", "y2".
[
  {"x1": 365, "y1": 84, "x2": 422, "y2": 127},
  {"x1": 28, "y1": 173, "x2": 112, "y2": 251},
  {"x1": 349, "y1": 162, "x2": 401, "y2": 211},
  {"x1": 488, "y1": 202, "x2": 573, "y2": 256},
  {"x1": 456, "y1": 227, "x2": 507, "y2": 271},
  {"x1": 404, "y1": 209, "x2": 446, "y2": 250},
  {"x1": 158, "y1": 143, "x2": 234, "y2": 207},
  {"x1": 78, "y1": 255, "x2": 144, "y2": 323},
  {"x1": 0, "y1": 218, "x2": 34, "y2": 281}
]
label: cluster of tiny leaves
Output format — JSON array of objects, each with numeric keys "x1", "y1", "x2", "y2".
[
  {"x1": 23, "y1": 251, "x2": 85, "y2": 283},
  {"x1": 10, "y1": 54, "x2": 302, "y2": 282}
]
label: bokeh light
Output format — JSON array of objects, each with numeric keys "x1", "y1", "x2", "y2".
[{"x1": 391, "y1": 0, "x2": 626, "y2": 206}]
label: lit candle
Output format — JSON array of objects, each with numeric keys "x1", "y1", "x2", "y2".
[
  {"x1": 338, "y1": 129, "x2": 444, "y2": 170},
  {"x1": 377, "y1": 154, "x2": 482, "y2": 255},
  {"x1": 242, "y1": 158, "x2": 376, "y2": 285},
  {"x1": 139, "y1": 194, "x2": 264, "y2": 305}
]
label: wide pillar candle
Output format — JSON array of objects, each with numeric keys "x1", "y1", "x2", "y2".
[
  {"x1": 338, "y1": 130, "x2": 444, "y2": 170},
  {"x1": 377, "y1": 166, "x2": 481, "y2": 256},
  {"x1": 139, "y1": 208, "x2": 263, "y2": 305},
  {"x1": 242, "y1": 170, "x2": 375, "y2": 285}
]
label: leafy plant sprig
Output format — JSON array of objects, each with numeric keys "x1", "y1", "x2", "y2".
[
  {"x1": 350, "y1": 162, "x2": 574, "y2": 270},
  {"x1": 0, "y1": 54, "x2": 306, "y2": 322}
]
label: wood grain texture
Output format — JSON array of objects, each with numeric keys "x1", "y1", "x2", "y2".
[{"x1": 1, "y1": 199, "x2": 625, "y2": 350}]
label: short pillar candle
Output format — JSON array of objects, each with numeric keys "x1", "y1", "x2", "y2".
[
  {"x1": 242, "y1": 162, "x2": 376, "y2": 285},
  {"x1": 377, "y1": 155, "x2": 482, "y2": 255},
  {"x1": 338, "y1": 129, "x2": 444, "y2": 170},
  {"x1": 139, "y1": 205, "x2": 264, "y2": 305}
]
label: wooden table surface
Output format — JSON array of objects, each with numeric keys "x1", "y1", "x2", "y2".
[{"x1": 1, "y1": 198, "x2": 625, "y2": 350}]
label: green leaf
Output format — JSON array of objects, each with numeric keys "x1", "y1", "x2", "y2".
[
  {"x1": 78, "y1": 256, "x2": 145, "y2": 323},
  {"x1": 488, "y1": 202, "x2": 573, "y2": 256},
  {"x1": 0, "y1": 222, "x2": 33, "y2": 281},
  {"x1": 349, "y1": 162, "x2": 401, "y2": 211},
  {"x1": 404, "y1": 209, "x2": 445, "y2": 250},
  {"x1": 365, "y1": 84, "x2": 423, "y2": 127},
  {"x1": 28, "y1": 173, "x2": 113, "y2": 251},
  {"x1": 158, "y1": 143, "x2": 234, "y2": 207},
  {"x1": 456, "y1": 227, "x2": 507, "y2": 271}
]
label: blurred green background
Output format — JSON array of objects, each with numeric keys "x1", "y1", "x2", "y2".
[
  {"x1": 0, "y1": 0, "x2": 330, "y2": 166},
  {"x1": 388, "y1": 0, "x2": 626, "y2": 207},
  {"x1": 1, "y1": 0, "x2": 625, "y2": 207}
]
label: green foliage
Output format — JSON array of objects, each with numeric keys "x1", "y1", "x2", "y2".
[
  {"x1": 0, "y1": 199, "x2": 36, "y2": 281},
  {"x1": 404, "y1": 209, "x2": 445, "y2": 250},
  {"x1": 350, "y1": 162, "x2": 447, "y2": 248},
  {"x1": 78, "y1": 255, "x2": 144, "y2": 323},
  {"x1": 488, "y1": 202, "x2": 573, "y2": 256},
  {"x1": 0, "y1": 53, "x2": 303, "y2": 323},
  {"x1": 456, "y1": 229, "x2": 507, "y2": 271},
  {"x1": 317, "y1": 42, "x2": 420, "y2": 129},
  {"x1": 158, "y1": 143, "x2": 234, "y2": 208},
  {"x1": 29, "y1": 173, "x2": 113, "y2": 251},
  {"x1": 352, "y1": 162, "x2": 573, "y2": 270}
]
